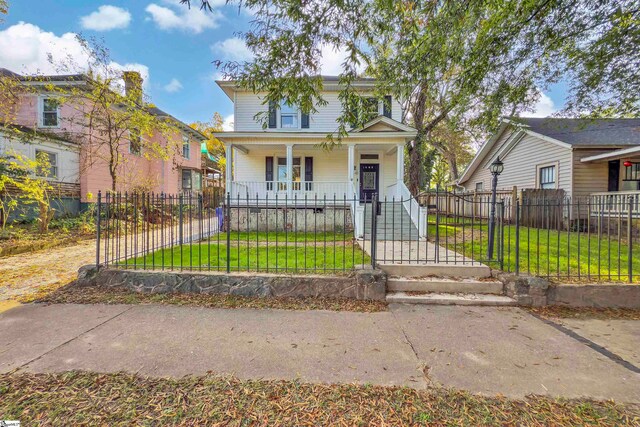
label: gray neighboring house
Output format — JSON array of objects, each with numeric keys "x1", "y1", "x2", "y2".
[{"x1": 457, "y1": 118, "x2": 640, "y2": 208}]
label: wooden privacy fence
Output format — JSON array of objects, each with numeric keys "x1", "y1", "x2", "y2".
[{"x1": 418, "y1": 187, "x2": 518, "y2": 222}]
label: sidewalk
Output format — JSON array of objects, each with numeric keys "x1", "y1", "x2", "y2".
[{"x1": 1, "y1": 302, "x2": 639, "y2": 402}]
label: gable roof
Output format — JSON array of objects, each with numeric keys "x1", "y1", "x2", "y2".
[
  {"x1": 351, "y1": 115, "x2": 416, "y2": 133},
  {"x1": 2, "y1": 68, "x2": 206, "y2": 141},
  {"x1": 511, "y1": 117, "x2": 640, "y2": 147}
]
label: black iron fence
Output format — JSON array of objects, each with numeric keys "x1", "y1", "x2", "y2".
[
  {"x1": 95, "y1": 190, "x2": 640, "y2": 282},
  {"x1": 95, "y1": 191, "x2": 373, "y2": 274}
]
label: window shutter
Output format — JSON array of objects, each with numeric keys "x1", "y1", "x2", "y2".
[
  {"x1": 265, "y1": 156, "x2": 274, "y2": 191},
  {"x1": 268, "y1": 101, "x2": 277, "y2": 128},
  {"x1": 383, "y1": 96, "x2": 392, "y2": 118},
  {"x1": 301, "y1": 112, "x2": 310, "y2": 128},
  {"x1": 304, "y1": 157, "x2": 313, "y2": 190}
]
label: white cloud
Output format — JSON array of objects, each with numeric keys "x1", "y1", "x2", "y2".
[
  {"x1": 164, "y1": 78, "x2": 183, "y2": 93},
  {"x1": 80, "y1": 5, "x2": 131, "y2": 31},
  {"x1": 211, "y1": 37, "x2": 253, "y2": 62},
  {"x1": 524, "y1": 91, "x2": 557, "y2": 118},
  {"x1": 145, "y1": 0, "x2": 222, "y2": 34},
  {"x1": 223, "y1": 114, "x2": 234, "y2": 131},
  {"x1": 0, "y1": 22, "x2": 149, "y2": 87},
  {"x1": 319, "y1": 44, "x2": 365, "y2": 75}
]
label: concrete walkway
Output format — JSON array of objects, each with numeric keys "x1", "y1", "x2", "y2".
[{"x1": 1, "y1": 303, "x2": 639, "y2": 402}]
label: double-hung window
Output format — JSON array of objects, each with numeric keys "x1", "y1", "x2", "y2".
[
  {"x1": 35, "y1": 150, "x2": 58, "y2": 179},
  {"x1": 41, "y1": 97, "x2": 60, "y2": 127},
  {"x1": 182, "y1": 135, "x2": 191, "y2": 159},
  {"x1": 280, "y1": 101, "x2": 298, "y2": 128},
  {"x1": 539, "y1": 165, "x2": 556, "y2": 189}
]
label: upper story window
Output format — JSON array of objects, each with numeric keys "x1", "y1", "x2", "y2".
[
  {"x1": 280, "y1": 101, "x2": 298, "y2": 128},
  {"x1": 40, "y1": 97, "x2": 60, "y2": 128},
  {"x1": 348, "y1": 95, "x2": 392, "y2": 128},
  {"x1": 539, "y1": 165, "x2": 556, "y2": 189},
  {"x1": 268, "y1": 100, "x2": 309, "y2": 129},
  {"x1": 182, "y1": 135, "x2": 190, "y2": 159},
  {"x1": 129, "y1": 129, "x2": 141, "y2": 155},
  {"x1": 35, "y1": 150, "x2": 58, "y2": 179}
]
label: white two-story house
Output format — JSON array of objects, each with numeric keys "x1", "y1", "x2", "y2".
[{"x1": 214, "y1": 76, "x2": 419, "y2": 236}]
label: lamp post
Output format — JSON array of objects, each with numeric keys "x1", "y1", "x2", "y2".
[{"x1": 487, "y1": 156, "x2": 504, "y2": 259}]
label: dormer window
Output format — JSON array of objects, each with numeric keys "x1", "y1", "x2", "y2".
[{"x1": 40, "y1": 97, "x2": 60, "y2": 128}]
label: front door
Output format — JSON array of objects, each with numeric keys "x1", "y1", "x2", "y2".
[
  {"x1": 360, "y1": 163, "x2": 379, "y2": 201},
  {"x1": 608, "y1": 160, "x2": 620, "y2": 192}
]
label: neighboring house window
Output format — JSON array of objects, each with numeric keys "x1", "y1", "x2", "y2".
[
  {"x1": 129, "y1": 129, "x2": 141, "y2": 155},
  {"x1": 181, "y1": 169, "x2": 202, "y2": 191},
  {"x1": 35, "y1": 150, "x2": 57, "y2": 178},
  {"x1": 280, "y1": 101, "x2": 298, "y2": 128},
  {"x1": 182, "y1": 136, "x2": 190, "y2": 159},
  {"x1": 182, "y1": 169, "x2": 192, "y2": 190},
  {"x1": 539, "y1": 165, "x2": 556, "y2": 189},
  {"x1": 475, "y1": 182, "x2": 483, "y2": 191},
  {"x1": 40, "y1": 97, "x2": 60, "y2": 127}
]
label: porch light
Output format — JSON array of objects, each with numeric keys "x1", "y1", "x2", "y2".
[
  {"x1": 490, "y1": 157, "x2": 504, "y2": 175},
  {"x1": 624, "y1": 160, "x2": 633, "y2": 168}
]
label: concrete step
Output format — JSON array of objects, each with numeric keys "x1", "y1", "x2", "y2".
[
  {"x1": 386, "y1": 292, "x2": 516, "y2": 306},
  {"x1": 378, "y1": 263, "x2": 492, "y2": 278},
  {"x1": 387, "y1": 277, "x2": 503, "y2": 294}
]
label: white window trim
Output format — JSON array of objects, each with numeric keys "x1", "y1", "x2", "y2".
[
  {"x1": 535, "y1": 161, "x2": 559, "y2": 190},
  {"x1": 182, "y1": 136, "x2": 191, "y2": 160},
  {"x1": 35, "y1": 149, "x2": 58, "y2": 180},
  {"x1": 276, "y1": 105, "x2": 302, "y2": 130},
  {"x1": 38, "y1": 95, "x2": 61, "y2": 129}
]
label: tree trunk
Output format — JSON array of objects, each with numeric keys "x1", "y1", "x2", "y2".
[{"x1": 442, "y1": 151, "x2": 460, "y2": 182}]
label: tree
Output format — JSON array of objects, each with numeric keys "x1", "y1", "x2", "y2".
[
  {"x1": 190, "y1": 112, "x2": 227, "y2": 175},
  {"x1": 190, "y1": 0, "x2": 639, "y2": 194},
  {"x1": 39, "y1": 36, "x2": 181, "y2": 192}
]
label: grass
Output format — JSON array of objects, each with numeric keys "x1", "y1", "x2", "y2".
[
  {"x1": 429, "y1": 223, "x2": 640, "y2": 282},
  {"x1": 123, "y1": 232, "x2": 370, "y2": 274},
  {"x1": 34, "y1": 285, "x2": 388, "y2": 312},
  {"x1": 1, "y1": 371, "x2": 638, "y2": 426}
]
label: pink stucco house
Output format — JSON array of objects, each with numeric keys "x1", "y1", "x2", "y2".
[{"x1": 1, "y1": 68, "x2": 206, "y2": 205}]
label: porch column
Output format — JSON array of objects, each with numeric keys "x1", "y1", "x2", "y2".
[
  {"x1": 348, "y1": 145, "x2": 355, "y2": 181},
  {"x1": 225, "y1": 143, "x2": 233, "y2": 195},
  {"x1": 396, "y1": 143, "x2": 405, "y2": 196},
  {"x1": 286, "y1": 144, "x2": 293, "y2": 198}
]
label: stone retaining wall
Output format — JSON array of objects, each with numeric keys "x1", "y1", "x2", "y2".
[
  {"x1": 498, "y1": 273, "x2": 640, "y2": 308},
  {"x1": 228, "y1": 206, "x2": 353, "y2": 232},
  {"x1": 74, "y1": 265, "x2": 387, "y2": 301}
]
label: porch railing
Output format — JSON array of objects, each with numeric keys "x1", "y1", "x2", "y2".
[
  {"x1": 590, "y1": 191, "x2": 640, "y2": 218},
  {"x1": 229, "y1": 181, "x2": 351, "y2": 202}
]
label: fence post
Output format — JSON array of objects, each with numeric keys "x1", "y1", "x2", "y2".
[
  {"x1": 178, "y1": 193, "x2": 184, "y2": 246},
  {"x1": 629, "y1": 197, "x2": 633, "y2": 283},
  {"x1": 499, "y1": 199, "x2": 505, "y2": 271},
  {"x1": 435, "y1": 188, "x2": 440, "y2": 262},
  {"x1": 96, "y1": 191, "x2": 101, "y2": 267},
  {"x1": 370, "y1": 193, "x2": 377, "y2": 269},
  {"x1": 515, "y1": 199, "x2": 520, "y2": 276},
  {"x1": 226, "y1": 192, "x2": 231, "y2": 273},
  {"x1": 511, "y1": 186, "x2": 517, "y2": 223}
]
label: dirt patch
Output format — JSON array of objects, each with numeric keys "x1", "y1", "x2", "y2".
[
  {"x1": 33, "y1": 284, "x2": 389, "y2": 312},
  {"x1": 0, "y1": 371, "x2": 637, "y2": 426},
  {"x1": 529, "y1": 306, "x2": 640, "y2": 320}
]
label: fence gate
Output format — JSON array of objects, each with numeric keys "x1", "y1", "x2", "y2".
[{"x1": 369, "y1": 190, "x2": 507, "y2": 269}]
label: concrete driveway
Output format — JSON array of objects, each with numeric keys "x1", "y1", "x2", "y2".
[{"x1": 1, "y1": 302, "x2": 639, "y2": 402}]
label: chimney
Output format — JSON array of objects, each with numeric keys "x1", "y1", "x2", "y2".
[{"x1": 123, "y1": 71, "x2": 143, "y2": 104}]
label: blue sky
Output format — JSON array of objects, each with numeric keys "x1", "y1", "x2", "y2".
[{"x1": 0, "y1": 0, "x2": 567, "y2": 127}]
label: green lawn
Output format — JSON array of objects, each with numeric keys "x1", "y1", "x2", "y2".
[
  {"x1": 122, "y1": 232, "x2": 369, "y2": 274},
  {"x1": 429, "y1": 223, "x2": 640, "y2": 282}
]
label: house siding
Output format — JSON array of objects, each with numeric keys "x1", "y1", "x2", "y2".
[
  {"x1": 571, "y1": 149, "x2": 611, "y2": 198},
  {"x1": 234, "y1": 91, "x2": 403, "y2": 132},
  {"x1": 462, "y1": 130, "x2": 572, "y2": 197}
]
